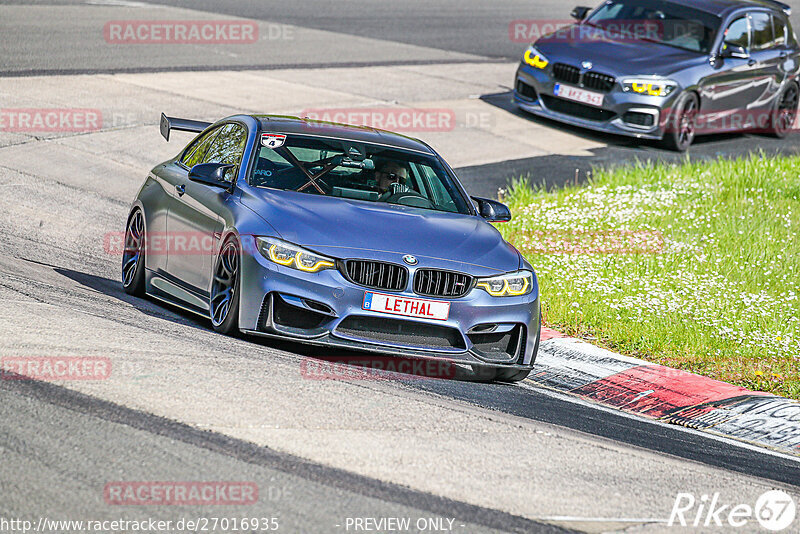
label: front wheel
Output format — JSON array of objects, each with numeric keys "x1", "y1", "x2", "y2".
[
  {"x1": 210, "y1": 238, "x2": 241, "y2": 335},
  {"x1": 770, "y1": 82, "x2": 799, "y2": 138},
  {"x1": 122, "y1": 209, "x2": 146, "y2": 296},
  {"x1": 661, "y1": 92, "x2": 698, "y2": 152}
]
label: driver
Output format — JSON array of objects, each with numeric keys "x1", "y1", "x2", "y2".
[{"x1": 375, "y1": 161, "x2": 410, "y2": 201}]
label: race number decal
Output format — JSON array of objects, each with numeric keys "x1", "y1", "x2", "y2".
[{"x1": 261, "y1": 133, "x2": 287, "y2": 148}]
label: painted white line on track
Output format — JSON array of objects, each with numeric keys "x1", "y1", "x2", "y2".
[
  {"x1": 517, "y1": 380, "x2": 800, "y2": 466},
  {"x1": 539, "y1": 516, "x2": 668, "y2": 523}
]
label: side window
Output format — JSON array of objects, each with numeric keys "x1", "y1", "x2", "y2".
[
  {"x1": 772, "y1": 14, "x2": 788, "y2": 47},
  {"x1": 724, "y1": 16, "x2": 750, "y2": 51},
  {"x1": 202, "y1": 123, "x2": 248, "y2": 182},
  {"x1": 181, "y1": 127, "x2": 221, "y2": 169},
  {"x1": 750, "y1": 12, "x2": 775, "y2": 50}
]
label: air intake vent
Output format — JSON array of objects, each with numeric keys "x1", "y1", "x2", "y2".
[
  {"x1": 622, "y1": 111, "x2": 656, "y2": 127},
  {"x1": 342, "y1": 260, "x2": 408, "y2": 291},
  {"x1": 413, "y1": 269, "x2": 473, "y2": 298},
  {"x1": 516, "y1": 79, "x2": 538, "y2": 100},
  {"x1": 336, "y1": 316, "x2": 466, "y2": 349},
  {"x1": 540, "y1": 95, "x2": 616, "y2": 122}
]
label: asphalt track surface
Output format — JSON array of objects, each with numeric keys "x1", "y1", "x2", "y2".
[{"x1": 1, "y1": 1, "x2": 800, "y2": 533}]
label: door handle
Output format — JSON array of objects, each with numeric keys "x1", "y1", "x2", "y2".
[
  {"x1": 175, "y1": 184, "x2": 185, "y2": 196},
  {"x1": 748, "y1": 59, "x2": 757, "y2": 67}
]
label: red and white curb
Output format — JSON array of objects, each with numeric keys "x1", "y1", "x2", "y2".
[{"x1": 531, "y1": 328, "x2": 800, "y2": 457}]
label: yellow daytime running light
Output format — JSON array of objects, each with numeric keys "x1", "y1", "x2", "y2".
[
  {"x1": 524, "y1": 49, "x2": 549, "y2": 69},
  {"x1": 476, "y1": 274, "x2": 531, "y2": 297},
  {"x1": 268, "y1": 244, "x2": 295, "y2": 266},
  {"x1": 506, "y1": 277, "x2": 530, "y2": 296},
  {"x1": 263, "y1": 240, "x2": 335, "y2": 273},
  {"x1": 628, "y1": 81, "x2": 671, "y2": 96},
  {"x1": 632, "y1": 83, "x2": 663, "y2": 96},
  {"x1": 294, "y1": 252, "x2": 335, "y2": 272}
]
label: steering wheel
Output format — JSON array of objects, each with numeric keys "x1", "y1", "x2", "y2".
[{"x1": 385, "y1": 191, "x2": 435, "y2": 209}]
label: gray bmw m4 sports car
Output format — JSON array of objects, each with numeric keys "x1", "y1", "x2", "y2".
[
  {"x1": 513, "y1": 0, "x2": 800, "y2": 150},
  {"x1": 121, "y1": 113, "x2": 540, "y2": 382}
]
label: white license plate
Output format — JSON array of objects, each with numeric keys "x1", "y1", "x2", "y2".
[
  {"x1": 362, "y1": 291, "x2": 450, "y2": 321},
  {"x1": 554, "y1": 83, "x2": 604, "y2": 107}
]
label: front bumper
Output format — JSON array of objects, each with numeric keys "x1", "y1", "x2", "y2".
[
  {"x1": 513, "y1": 63, "x2": 680, "y2": 140},
  {"x1": 238, "y1": 236, "x2": 541, "y2": 370}
]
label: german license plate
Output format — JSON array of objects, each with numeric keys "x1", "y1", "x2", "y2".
[
  {"x1": 362, "y1": 291, "x2": 450, "y2": 321},
  {"x1": 554, "y1": 83, "x2": 604, "y2": 107}
]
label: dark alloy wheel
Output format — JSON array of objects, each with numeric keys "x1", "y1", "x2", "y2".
[
  {"x1": 771, "y1": 83, "x2": 799, "y2": 138},
  {"x1": 210, "y1": 238, "x2": 241, "y2": 335},
  {"x1": 122, "y1": 209, "x2": 146, "y2": 296},
  {"x1": 662, "y1": 93, "x2": 698, "y2": 152}
]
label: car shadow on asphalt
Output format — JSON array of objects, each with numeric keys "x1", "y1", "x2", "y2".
[{"x1": 53, "y1": 265, "x2": 483, "y2": 382}]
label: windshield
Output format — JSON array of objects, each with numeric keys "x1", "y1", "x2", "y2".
[
  {"x1": 585, "y1": 0, "x2": 719, "y2": 53},
  {"x1": 250, "y1": 134, "x2": 471, "y2": 214}
]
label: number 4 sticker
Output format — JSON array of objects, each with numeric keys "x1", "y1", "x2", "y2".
[{"x1": 261, "y1": 133, "x2": 287, "y2": 149}]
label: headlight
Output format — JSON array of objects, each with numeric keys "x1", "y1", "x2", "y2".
[
  {"x1": 476, "y1": 270, "x2": 534, "y2": 297},
  {"x1": 256, "y1": 237, "x2": 335, "y2": 273},
  {"x1": 621, "y1": 78, "x2": 677, "y2": 97},
  {"x1": 523, "y1": 46, "x2": 549, "y2": 69}
]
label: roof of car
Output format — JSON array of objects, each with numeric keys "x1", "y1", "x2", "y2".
[
  {"x1": 662, "y1": 0, "x2": 789, "y2": 17},
  {"x1": 253, "y1": 115, "x2": 435, "y2": 155}
]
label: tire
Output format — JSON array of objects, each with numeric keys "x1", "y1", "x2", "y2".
[
  {"x1": 494, "y1": 368, "x2": 532, "y2": 383},
  {"x1": 122, "y1": 209, "x2": 146, "y2": 296},
  {"x1": 661, "y1": 92, "x2": 698, "y2": 152},
  {"x1": 769, "y1": 82, "x2": 799, "y2": 138},
  {"x1": 210, "y1": 237, "x2": 241, "y2": 335}
]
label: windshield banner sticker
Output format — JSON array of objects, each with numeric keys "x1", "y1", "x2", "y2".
[{"x1": 261, "y1": 133, "x2": 286, "y2": 148}]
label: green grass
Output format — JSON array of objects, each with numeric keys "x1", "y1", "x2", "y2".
[{"x1": 499, "y1": 153, "x2": 800, "y2": 399}]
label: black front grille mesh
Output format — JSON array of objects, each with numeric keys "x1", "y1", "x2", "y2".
[
  {"x1": 343, "y1": 260, "x2": 408, "y2": 291},
  {"x1": 583, "y1": 71, "x2": 616, "y2": 92},
  {"x1": 552, "y1": 62, "x2": 616, "y2": 93},
  {"x1": 552, "y1": 63, "x2": 580, "y2": 84},
  {"x1": 413, "y1": 269, "x2": 473, "y2": 298}
]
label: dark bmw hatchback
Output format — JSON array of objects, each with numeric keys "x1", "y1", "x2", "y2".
[{"x1": 513, "y1": 0, "x2": 800, "y2": 150}]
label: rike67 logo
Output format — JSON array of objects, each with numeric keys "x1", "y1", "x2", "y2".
[{"x1": 669, "y1": 490, "x2": 796, "y2": 531}]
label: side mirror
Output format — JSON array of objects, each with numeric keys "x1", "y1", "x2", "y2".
[
  {"x1": 472, "y1": 196, "x2": 512, "y2": 223},
  {"x1": 188, "y1": 162, "x2": 235, "y2": 189},
  {"x1": 571, "y1": 6, "x2": 591, "y2": 20},
  {"x1": 721, "y1": 42, "x2": 749, "y2": 59}
]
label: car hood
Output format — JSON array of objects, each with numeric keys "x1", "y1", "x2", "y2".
[
  {"x1": 534, "y1": 27, "x2": 705, "y2": 77},
  {"x1": 241, "y1": 189, "x2": 521, "y2": 275}
]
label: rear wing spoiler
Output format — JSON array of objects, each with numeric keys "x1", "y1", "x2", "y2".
[{"x1": 160, "y1": 113, "x2": 212, "y2": 142}]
